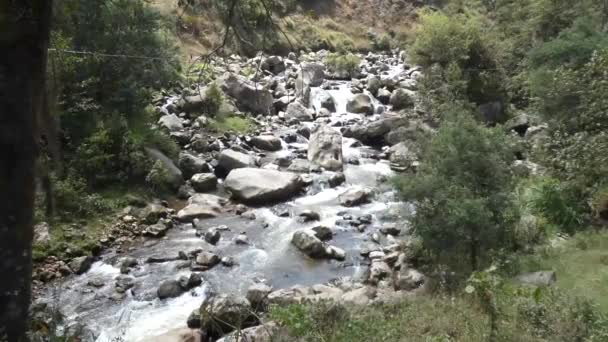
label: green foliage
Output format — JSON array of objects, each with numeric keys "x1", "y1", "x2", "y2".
[
  {"x1": 396, "y1": 110, "x2": 518, "y2": 273},
  {"x1": 411, "y1": 9, "x2": 506, "y2": 108},
  {"x1": 204, "y1": 83, "x2": 223, "y2": 116},
  {"x1": 326, "y1": 53, "x2": 361, "y2": 78},
  {"x1": 209, "y1": 114, "x2": 255, "y2": 134},
  {"x1": 371, "y1": 34, "x2": 391, "y2": 51},
  {"x1": 145, "y1": 160, "x2": 175, "y2": 194}
]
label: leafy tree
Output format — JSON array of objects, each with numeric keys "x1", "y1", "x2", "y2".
[{"x1": 397, "y1": 109, "x2": 518, "y2": 273}]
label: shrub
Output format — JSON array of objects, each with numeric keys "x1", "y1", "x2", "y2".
[
  {"x1": 396, "y1": 109, "x2": 518, "y2": 274},
  {"x1": 209, "y1": 113, "x2": 254, "y2": 134},
  {"x1": 203, "y1": 83, "x2": 223, "y2": 116},
  {"x1": 326, "y1": 53, "x2": 361, "y2": 78},
  {"x1": 371, "y1": 34, "x2": 391, "y2": 51}
]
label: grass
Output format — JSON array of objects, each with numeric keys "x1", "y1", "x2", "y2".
[
  {"x1": 514, "y1": 230, "x2": 608, "y2": 312},
  {"x1": 33, "y1": 185, "x2": 152, "y2": 261},
  {"x1": 209, "y1": 115, "x2": 255, "y2": 134}
]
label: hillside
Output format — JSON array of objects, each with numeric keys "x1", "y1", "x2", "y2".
[{"x1": 150, "y1": 0, "x2": 423, "y2": 57}]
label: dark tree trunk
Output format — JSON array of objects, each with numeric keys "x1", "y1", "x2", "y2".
[{"x1": 0, "y1": 1, "x2": 53, "y2": 340}]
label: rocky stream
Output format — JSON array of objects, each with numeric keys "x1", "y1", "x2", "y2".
[{"x1": 36, "y1": 50, "x2": 435, "y2": 341}]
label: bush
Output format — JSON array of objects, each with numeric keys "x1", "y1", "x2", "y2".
[
  {"x1": 326, "y1": 53, "x2": 361, "y2": 78},
  {"x1": 396, "y1": 109, "x2": 518, "y2": 274},
  {"x1": 371, "y1": 34, "x2": 391, "y2": 51},
  {"x1": 202, "y1": 83, "x2": 223, "y2": 116},
  {"x1": 209, "y1": 113, "x2": 254, "y2": 134}
]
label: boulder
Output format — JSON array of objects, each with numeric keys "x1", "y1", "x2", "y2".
[
  {"x1": 377, "y1": 88, "x2": 392, "y2": 104},
  {"x1": 389, "y1": 89, "x2": 415, "y2": 110},
  {"x1": 367, "y1": 260, "x2": 391, "y2": 285},
  {"x1": 178, "y1": 153, "x2": 209, "y2": 179},
  {"x1": 190, "y1": 173, "x2": 217, "y2": 193},
  {"x1": 343, "y1": 115, "x2": 408, "y2": 146},
  {"x1": 220, "y1": 74, "x2": 273, "y2": 115},
  {"x1": 143, "y1": 221, "x2": 170, "y2": 238},
  {"x1": 286, "y1": 159, "x2": 311, "y2": 173},
  {"x1": 285, "y1": 101, "x2": 314, "y2": 122},
  {"x1": 204, "y1": 229, "x2": 220, "y2": 245},
  {"x1": 339, "y1": 188, "x2": 373, "y2": 207},
  {"x1": 195, "y1": 252, "x2": 220, "y2": 268},
  {"x1": 261, "y1": 56, "x2": 286, "y2": 75},
  {"x1": 158, "y1": 114, "x2": 184, "y2": 132},
  {"x1": 177, "y1": 194, "x2": 225, "y2": 222},
  {"x1": 296, "y1": 63, "x2": 325, "y2": 97},
  {"x1": 145, "y1": 148, "x2": 183, "y2": 190},
  {"x1": 217, "y1": 149, "x2": 257, "y2": 174},
  {"x1": 199, "y1": 294, "x2": 258, "y2": 338},
  {"x1": 346, "y1": 94, "x2": 374, "y2": 115},
  {"x1": 311, "y1": 88, "x2": 336, "y2": 113},
  {"x1": 291, "y1": 230, "x2": 343, "y2": 260},
  {"x1": 69, "y1": 256, "x2": 93, "y2": 275},
  {"x1": 246, "y1": 283, "x2": 273, "y2": 309},
  {"x1": 299, "y1": 210, "x2": 321, "y2": 222},
  {"x1": 250, "y1": 135, "x2": 282, "y2": 151},
  {"x1": 389, "y1": 142, "x2": 417, "y2": 170},
  {"x1": 393, "y1": 268, "x2": 425, "y2": 291},
  {"x1": 178, "y1": 90, "x2": 217, "y2": 114},
  {"x1": 158, "y1": 279, "x2": 185, "y2": 299},
  {"x1": 308, "y1": 125, "x2": 343, "y2": 171},
  {"x1": 312, "y1": 226, "x2": 333, "y2": 241},
  {"x1": 224, "y1": 168, "x2": 304, "y2": 204}
]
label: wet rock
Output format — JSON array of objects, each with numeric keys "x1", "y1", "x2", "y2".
[
  {"x1": 235, "y1": 234, "x2": 249, "y2": 245},
  {"x1": 296, "y1": 63, "x2": 325, "y2": 96},
  {"x1": 195, "y1": 252, "x2": 220, "y2": 268},
  {"x1": 199, "y1": 294, "x2": 258, "y2": 338},
  {"x1": 312, "y1": 88, "x2": 336, "y2": 112},
  {"x1": 158, "y1": 279, "x2": 185, "y2": 299},
  {"x1": 296, "y1": 125, "x2": 311, "y2": 139},
  {"x1": 339, "y1": 188, "x2": 373, "y2": 207},
  {"x1": 285, "y1": 101, "x2": 314, "y2": 122},
  {"x1": 346, "y1": 94, "x2": 374, "y2": 115},
  {"x1": 178, "y1": 184, "x2": 196, "y2": 200},
  {"x1": 291, "y1": 230, "x2": 344, "y2": 260},
  {"x1": 224, "y1": 168, "x2": 304, "y2": 204},
  {"x1": 158, "y1": 114, "x2": 184, "y2": 132},
  {"x1": 187, "y1": 309, "x2": 201, "y2": 329},
  {"x1": 190, "y1": 173, "x2": 217, "y2": 193},
  {"x1": 286, "y1": 159, "x2": 311, "y2": 173},
  {"x1": 115, "y1": 275, "x2": 135, "y2": 293},
  {"x1": 299, "y1": 210, "x2": 321, "y2": 222},
  {"x1": 120, "y1": 257, "x2": 138, "y2": 274},
  {"x1": 312, "y1": 226, "x2": 333, "y2": 241},
  {"x1": 177, "y1": 194, "x2": 225, "y2": 222},
  {"x1": 308, "y1": 124, "x2": 343, "y2": 171},
  {"x1": 343, "y1": 114, "x2": 408, "y2": 146},
  {"x1": 138, "y1": 203, "x2": 169, "y2": 224},
  {"x1": 87, "y1": 278, "x2": 105, "y2": 288},
  {"x1": 188, "y1": 273, "x2": 203, "y2": 288},
  {"x1": 69, "y1": 256, "x2": 93, "y2": 275},
  {"x1": 204, "y1": 229, "x2": 221, "y2": 245},
  {"x1": 377, "y1": 88, "x2": 392, "y2": 104},
  {"x1": 261, "y1": 56, "x2": 286, "y2": 75},
  {"x1": 146, "y1": 255, "x2": 180, "y2": 263},
  {"x1": 217, "y1": 149, "x2": 257, "y2": 174},
  {"x1": 380, "y1": 223, "x2": 402, "y2": 236},
  {"x1": 221, "y1": 256, "x2": 236, "y2": 267},
  {"x1": 515, "y1": 271, "x2": 556, "y2": 287},
  {"x1": 394, "y1": 268, "x2": 425, "y2": 291},
  {"x1": 220, "y1": 73, "x2": 274, "y2": 115},
  {"x1": 246, "y1": 283, "x2": 273, "y2": 310},
  {"x1": 328, "y1": 172, "x2": 346, "y2": 188},
  {"x1": 143, "y1": 221, "x2": 170, "y2": 238},
  {"x1": 250, "y1": 135, "x2": 282, "y2": 151}
]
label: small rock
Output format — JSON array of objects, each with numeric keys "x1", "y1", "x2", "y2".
[
  {"x1": 158, "y1": 279, "x2": 185, "y2": 299},
  {"x1": 299, "y1": 210, "x2": 321, "y2": 222},
  {"x1": 204, "y1": 229, "x2": 221, "y2": 245}
]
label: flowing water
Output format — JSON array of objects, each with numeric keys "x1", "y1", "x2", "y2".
[{"x1": 45, "y1": 63, "x2": 411, "y2": 342}]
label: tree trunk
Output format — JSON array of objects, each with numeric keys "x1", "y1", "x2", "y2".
[{"x1": 0, "y1": 1, "x2": 53, "y2": 340}]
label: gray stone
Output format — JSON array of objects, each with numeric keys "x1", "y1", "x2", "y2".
[
  {"x1": 218, "y1": 149, "x2": 257, "y2": 173},
  {"x1": 308, "y1": 125, "x2": 343, "y2": 171},
  {"x1": 346, "y1": 94, "x2": 374, "y2": 115},
  {"x1": 394, "y1": 268, "x2": 425, "y2": 291},
  {"x1": 285, "y1": 101, "x2": 314, "y2": 122},
  {"x1": 69, "y1": 256, "x2": 93, "y2": 275},
  {"x1": 224, "y1": 168, "x2": 304, "y2": 204},
  {"x1": 312, "y1": 226, "x2": 333, "y2": 241},
  {"x1": 34, "y1": 222, "x2": 50, "y2": 245},
  {"x1": 339, "y1": 188, "x2": 373, "y2": 207},
  {"x1": 220, "y1": 73, "x2": 274, "y2": 115},
  {"x1": 250, "y1": 135, "x2": 282, "y2": 151},
  {"x1": 158, "y1": 279, "x2": 185, "y2": 299},
  {"x1": 199, "y1": 294, "x2": 258, "y2": 338},
  {"x1": 190, "y1": 173, "x2": 217, "y2": 193},
  {"x1": 389, "y1": 89, "x2": 415, "y2": 110},
  {"x1": 177, "y1": 194, "x2": 225, "y2": 222},
  {"x1": 246, "y1": 283, "x2": 273, "y2": 309},
  {"x1": 178, "y1": 153, "x2": 209, "y2": 179},
  {"x1": 158, "y1": 114, "x2": 184, "y2": 132},
  {"x1": 195, "y1": 252, "x2": 220, "y2": 268},
  {"x1": 204, "y1": 229, "x2": 220, "y2": 245},
  {"x1": 261, "y1": 56, "x2": 286, "y2": 75}
]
